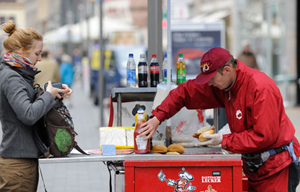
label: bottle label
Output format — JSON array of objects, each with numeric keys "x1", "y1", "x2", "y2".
[
  {"x1": 163, "y1": 69, "x2": 172, "y2": 83},
  {"x1": 177, "y1": 68, "x2": 186, "y2": 84},
  {"x1": 127, "y1": 69, "x2": 136, "y2": 85},
  {"x1": 138, "y1": 66, "x2": 147, "y2": 74},
  {"x1": 163, "y1": 69, "x2": 167, "y2": 82},
  {"x1": 150, "y1": 66, "x2": 159, "y2": 74},
  {"x1": 135, "y1": 135, "x2": 147, "y2": 150}
]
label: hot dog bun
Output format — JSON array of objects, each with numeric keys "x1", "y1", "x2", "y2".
[
  {"x1": 193, "y1": 125, "x2": 216, "y2": 142},
  {"x1": 167, "y1": 144, "x2": 184, "y2": 154},
  {"x1": 152, "y1": 145, "x2": 168, "y2": 154},
  {"x1": 198, "y1": 129, "x2": 215, "y2": 142}
]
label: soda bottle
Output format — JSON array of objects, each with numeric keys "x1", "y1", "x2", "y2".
[
  {"x1": 162, "y1": 53, "x2": 172, "y2": 83},
  {"x1": 134, "y1": 109, "x2": 150, "y2": 154},
  {"x1": 150, "y1": 54, "x2": 159, "y2": 87},
  {"x1": 176, "y1": 53, "x2": 186, "y2": 85},
  {"x1": 138, "y1": 54, "x2": 148, "y2": 87},
  {"x1": 126, "y1": 53, "x2": 136, "y2": 87}
]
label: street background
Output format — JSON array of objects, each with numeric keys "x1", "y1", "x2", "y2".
[{"x1": 0, "y1": 0, "x2": 300, "y2": 191}]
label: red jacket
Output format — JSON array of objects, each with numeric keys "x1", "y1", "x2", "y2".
[{"x1": 152, "y1": 61, "x2": 300, "y2": 182}]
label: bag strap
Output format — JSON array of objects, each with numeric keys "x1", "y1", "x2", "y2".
[{"x1": 74, "y1": 141, "x2": 89, "y2": 155}]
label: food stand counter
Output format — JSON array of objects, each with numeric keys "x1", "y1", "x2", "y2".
[{"x1": 39, "y1": 147, "x2": 244, "y2": 192}]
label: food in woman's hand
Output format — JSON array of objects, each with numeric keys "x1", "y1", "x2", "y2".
[
  {"x1": 167, "y1": 144, "x2": 184, "y2": 154},
  {"x1": 152, "y1": 145, "x2": 167, "y2": 154},
  {"x1": 193, "y1": 125, "x2": 216, "y2": 142}
]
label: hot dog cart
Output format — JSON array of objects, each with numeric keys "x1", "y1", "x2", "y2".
[
  {"x1": 106, "y1": 87, "x2": 247, "y2": 192},
  {"x1": 39, "y1": 147, "x2": 245, "y2": 192}
]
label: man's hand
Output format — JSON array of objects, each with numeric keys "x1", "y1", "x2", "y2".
[
  {"x1": 138, "y1": 116, "x2": 160, "y2": 140},
  {"x1": 198, "y1": 133, "x2": 223, "y2": 146}
]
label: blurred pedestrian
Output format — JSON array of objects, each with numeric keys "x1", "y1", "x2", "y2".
[
  {"x1": 55, "y1": 47, "x2": 65, "y2": 66},
  {"x1": 73, "y1": 48, "x2": 82, "y2": 83},
  {"x1": 237, "y1": 42, "x2": 259, "y2": 70},
  {"x1": 60, "y1": 54, "x2": 75, "y2": 107},
  {"x1": 34, "y1": 50, "x2": 60, "y2": 86},
  {"x1": 0, "y1": 20, "x2": 73, "y2": 191}
]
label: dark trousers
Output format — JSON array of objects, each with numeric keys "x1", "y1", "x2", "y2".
[{"x1": 288, "y1": 162, "x2": 300, "y2": 192}]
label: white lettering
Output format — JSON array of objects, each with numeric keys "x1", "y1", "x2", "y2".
[{"x1": 201, "y1": 176, "x2": 221, "y2": 183}]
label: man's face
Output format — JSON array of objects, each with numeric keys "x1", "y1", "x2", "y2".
[{"x1": 208, "y1": 67, "x2": 232, "y2": 90}]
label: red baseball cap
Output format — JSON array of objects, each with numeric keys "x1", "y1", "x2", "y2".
[{"x1": 195, "y1": 47, "x2": 231, "y2": 84}]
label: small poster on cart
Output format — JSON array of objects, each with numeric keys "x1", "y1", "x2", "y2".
[{"x1": 171, "y1": 21, "x2": 225, "y2": 80}]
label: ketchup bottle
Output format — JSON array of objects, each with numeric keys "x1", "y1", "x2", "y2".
[{"x1": 134, "y1": 109, "x2": 150, "y2": 154}]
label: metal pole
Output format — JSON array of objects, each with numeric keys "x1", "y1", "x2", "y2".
[
  {"x1": 99, "y1": 0, "x2": 105, "y2": 126},
  {"x1": 166, "y1": 0, "x2": 171, "y2": 127},
  {"x1": 66, "y1": 0, "x2": 73, "y2": 56},
  {"x1": 147, "y1": 0, "x2": 162, "y2": 69},
  {"x1": 85, "y1": 0, "x2": 91, "y2": 59}
]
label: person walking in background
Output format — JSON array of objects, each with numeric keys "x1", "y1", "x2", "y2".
[
  {"x1": 0, "y1": 20, "x2": 73, "y2": 191},
  {"x1": 72, "y1": 48, "x2": 82, "y2": 83},
  {"x1": 55, "y1": 47, "x2": 65, "y2": 66},
  {"x1": 237, "y1": 41, "x2": 259, "y2": 70},
  {"x1": 60, "y1": 54, "x2": 75, "y2": 107},
  {"x1": 34, "y1": 50, "x2": 60, "y2": 86}
]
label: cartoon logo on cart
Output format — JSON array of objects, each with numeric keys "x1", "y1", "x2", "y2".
[{"x1": 158, "y1": 167, "x2": 196, "y2": 191}]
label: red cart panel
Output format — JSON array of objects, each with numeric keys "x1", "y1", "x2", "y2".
[{"x1": 125, "y1": 160, "x2": 243, "y2": 192}]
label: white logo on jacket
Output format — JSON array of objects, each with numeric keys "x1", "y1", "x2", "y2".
[{"x1": 236, "y1": 110, "x2": 242, "y2": 119}]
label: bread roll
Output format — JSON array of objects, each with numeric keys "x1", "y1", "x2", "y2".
[
  {"x1": 166, "y1": 151, "x2": 180, "y2": 155},
  {"x1": 193, "y1": 125, "x2": 215, "y2": 138},
  {"x1": 167, "y1": 144, "x2": 184, "y2": 154},
  {"x1": 198, "y1": 129, "x2": 215, "y2": 142},
  {"x1": 152, "y1": 145, "x2": 167, "y2": 154}
]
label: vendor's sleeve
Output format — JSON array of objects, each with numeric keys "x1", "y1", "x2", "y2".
[{"x1": 152, "y1": 80, "x2": 225, "y2": 122}]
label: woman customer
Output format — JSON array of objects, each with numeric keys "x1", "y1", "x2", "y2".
[{"x1": 0, "y1": 20, "x2": 73, "y2": 191}]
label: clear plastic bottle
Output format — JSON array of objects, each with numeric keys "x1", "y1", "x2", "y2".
[
  {"x1": 134, "y1": 109, "x2": 150, "y2": 154},
  {"x1": 162, "y1": 53, "x2": 172, "y2": 83},
  {"x1": 138, "y1": 54, "x2": 148, "y2": 87},
  {"x1": 126, "y1": 53, "x2": 136, "y2": 87},
  {"x1": 150, "y1": 54, "x2": 159, "y2": 87},
  {"x1": 176, "y1": 53, "x2": 186, "y2": 85}
]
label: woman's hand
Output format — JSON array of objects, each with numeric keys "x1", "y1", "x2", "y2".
[
  {"x1": 61, "y1": 83, "x2": 73, "y2": 98},
  {"x1": 46, "y1": 81, "x2": 73, "y2": 99},
  {"x1": 138, "y1": 116, "x2": 160, "y2": 140}
]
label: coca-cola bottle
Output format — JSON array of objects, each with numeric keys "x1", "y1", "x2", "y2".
[
  {"x1": 150, "y1": 54, "x2": 159, "y2": 87},
  {"x1": 138, "y1": 54, "x2": 148, "y2": 87}
]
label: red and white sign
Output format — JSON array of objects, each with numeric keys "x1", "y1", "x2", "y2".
[{"x1": 202, "y1": 176, "x2": 221, "y2": 183}]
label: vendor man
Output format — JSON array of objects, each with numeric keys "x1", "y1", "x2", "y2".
[{"x1": 139, "y1": 47, "x2": 300, "y2": 191}]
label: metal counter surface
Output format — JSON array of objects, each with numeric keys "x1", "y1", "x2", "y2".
[{"x1": 39, "y1": 147, "x2": 241, "y2": 164}]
